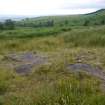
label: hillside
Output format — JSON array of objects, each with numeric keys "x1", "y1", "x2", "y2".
[
  {"x1": 0, "y1": 9, "x2": 105, "y2": 105},
  {"x1": 17, "y1": 9, "x2": 105, "y2": 27}
]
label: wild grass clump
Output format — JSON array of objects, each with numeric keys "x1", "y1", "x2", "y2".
[
  {"x1": 62, "y1": 26, "x2": 105, "y2": 47},
  {"x1": 5, "y1": 77, "x2": 103, "y2": 105},
  {"x1": 0, "y1": 27, "x2": 70, "y2": 39}
]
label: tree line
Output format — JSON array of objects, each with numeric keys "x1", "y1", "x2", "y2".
[
  {"x1": 84, "y1": 20, "x2": 105, "y2": 26},
  {"x1": 0, "y1": 19, "x2": 15, "y2": 30},
  {"x1": 18, "y1": 20, "x2": 54, "y2": 28},
  {"x1": 0, "y1": 19, "x2": 105, "y2": 30}
]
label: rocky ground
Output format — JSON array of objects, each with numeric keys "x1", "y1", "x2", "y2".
[{"x1": 0, "y1": 52, "x2": 48, "y2": 75}]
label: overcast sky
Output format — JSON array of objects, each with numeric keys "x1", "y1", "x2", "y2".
[{"x1": 0, "y1": 0, "x2": 105, "y2": 16}]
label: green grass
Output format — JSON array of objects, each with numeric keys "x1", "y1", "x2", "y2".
[
  {"x1": 62, "y1": 25, "x2": 105, "y2": 47},
  {"x1": 0, "y1": 25, "x2": 105, "y2": 53},
  {"x1": 0, "y1": 26, "x2": 72, "y2": 39},
  {"x1": 0, "y1": 22, "x2": 105, "y2": 104},
  {"x1": 0, "y1": 60, "x2": 105, "y2": 105}
]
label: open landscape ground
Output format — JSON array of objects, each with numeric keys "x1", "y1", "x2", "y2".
[{"x1": 0, "y1": 9, "x2": 105, "y2": 105}]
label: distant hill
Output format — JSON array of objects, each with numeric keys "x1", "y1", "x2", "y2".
[
  {"x1": 86, "y1": 9, "x2": 105, "y2": 15},
  {"x1": 0, "y1": 15, "x2": 29, "y2": 22},
  {"x1": 17, "y1": 9, "x2": 105, "y2": 27}
]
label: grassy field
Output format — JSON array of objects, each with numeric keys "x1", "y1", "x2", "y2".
[
  {"x1": 0, "y1": 9, "x2": 105, "y2": 105},
  {"x1": 0, "y1": 24, "x2": 105, "y2": 105}
]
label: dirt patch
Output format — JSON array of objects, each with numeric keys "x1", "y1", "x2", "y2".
[
  {"x1": 3, "y1": 52, "x2": 42, "y2": 62},
  {"x1": 2, "y1": 52, "x2": 48, "y2": 75},
  {"x1": 15, "y1": 64, "x2": 33, "y2": 74}
]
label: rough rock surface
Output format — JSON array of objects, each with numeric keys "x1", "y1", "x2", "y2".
[
  {"x1": 67, "y1": 63, "x2": 105, "y2": 81},
  {"x1": 2, "y1": 52, "x2": 48, "y2": 75}
]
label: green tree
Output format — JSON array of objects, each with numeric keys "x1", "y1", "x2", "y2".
[
  {"x1": 65, "y1": 20, "x2": 69, "y2": 25},
  {"x1": 4, "y1": 19, "x2": 15, "y2": 30},
  {"x1": 0, "y1": 22, "x2": 4, "y2": 30},
  {"x1": 84, "y1": 20, "x2": 89, "y2": 26},
  {"x1": 46, "y1": 20, "x2": 54, "y2": 27},
  {"x1": 101, "y1": 20, "x2": 105, "y2": 25}
]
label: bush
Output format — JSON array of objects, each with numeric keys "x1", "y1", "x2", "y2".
[
  {"x1": 4, "y1": 19, "x2": 15, "y2": 30},
  {"x1": 84, "y1": 20, "x2": 90, "y2": 26}
]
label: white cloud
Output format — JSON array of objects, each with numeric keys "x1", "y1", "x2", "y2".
[
  {"x1": 61, "y1": 0, "x2": 105, "y2": 9},
  {"x1": 0, "y1": 0, "x2": 104, "y2": 16}
]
